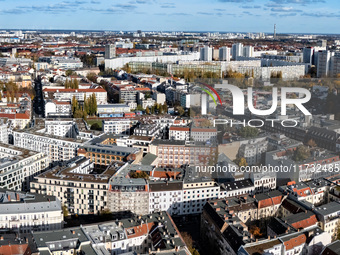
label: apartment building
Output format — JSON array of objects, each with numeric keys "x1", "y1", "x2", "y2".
[
  {"x1": 250, "y1": 171, "x2": 277, "y2": 193},
  {"x1": 43, "y1": 87, "x2": 107, "y2": 104},
  {"x1": 80, "y1": 134, "x2": 142, "y2": 165},
  {"x1": 202, "y1": 197, "x2": 328, "y2": 255},
  {"x1": 13, "y1": 129, "x2": 82, "y2": 163},
  {"x1": 219, "y1": 46, "x2": 231, "y2": 61},
  {"x1": 108, "y1": 177, "x2": 149, "y2": 216},
  {"x1": 266, "y1": 147, "x2": 340, "y2": 182},
  {"x1": 97, "y1": 104, "x2": 131, "y2": 117},
  {"x1": 0, "y1": 143, "x2": 48, "y2": 191},
  {"x1": 150, "y1": 140, "x2": 217, "y2": 168},
  {"x1": 45, "y1": 100, "x2": 72, "y2": 117},
  {"x1": 45, "y1": 119, "x2": 80, "y2": 138},
  {"x1": 256, "y1": 190, "x2": 285, "y2": 219},
  {"x1": 0, "y1": 188, "x2": 63, "y2": 233},
  {"x1": 169, "y1": 126, "x2": 190, "y2": 141},
  {"x1": 239, "y1": 139, "x2": 268, "y2": 166},
  {"x1": 220, "y1": 180, "x2": 255, "y2": 198},
  {"x1": 30, "y1": 157, "x2": 116, "y2": 215},
  {"x1": 280, "y1": 181, "x2": 329, "y2": 206},
  {"x1": 103, "y1": 119, "x2": 131, "y2": 135},
  {"x1": 0, "y1": 111, "x2": 31, "y2": 129},
  {"x1": 33, "y1": 211, "x2": 190, "y2": 255},
  {"x1": 0, "y1": 121, "x2": 8, "y2": 143},
  {"x1": 190, "y1": 126, "x2": 217, "y2": 143},
  {"x1": 149, "y1": 181, "x2": 183, "y2": 215},
  {"x1": 32, "y1": 227, "x2": 92, "y2": 255},
  {"x1": 182, "y1": 176, "x2": 220, "y2": 215},
  {"x1": 314, "y1": 202, "x2": 340, "y2": 239}
]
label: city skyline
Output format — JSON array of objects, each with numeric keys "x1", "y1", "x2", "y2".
[{"x1": 0, "y1": 0, "x2": 339, "y2": 33}]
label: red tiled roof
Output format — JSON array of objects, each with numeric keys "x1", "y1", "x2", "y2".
[
  {"x1": 170, "y1": 126, "x2": 189, "y2": 132},
  {"x1": 126, "y1": 222, "x2": 155, "y2": 239},
  {"x1": 284, "y1": 234, "x2": 306, "y2": 251},
  {"x1": 291, "y1": 214, "x2": 318, "y2": 229},
  {"x1": 0, "y1": 243, "x2": 31, "y2": 255},
  {"x1": 135, "y1": 87, "x2": 151, "y2": 91}
]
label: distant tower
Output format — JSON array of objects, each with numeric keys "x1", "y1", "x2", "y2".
[
  {"x1": 274, "y1": 24, "x2": 276, "y2": 38},
  {"x1": 11, "y1": 48, "x2": 17, "y2": 58}
]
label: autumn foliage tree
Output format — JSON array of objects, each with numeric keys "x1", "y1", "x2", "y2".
[
  {"x1": 307, "y1": 139, "x2": 317, "y2": 148},
  {"x1": 65, "y1": 79, "x2": 79, "y2": 89},
  {"x1": 249, "y1": 225, "x2": 263, "y2": 238},
  {"x1": 234, "y1": 157, "x2": 248, "y2": 167}
]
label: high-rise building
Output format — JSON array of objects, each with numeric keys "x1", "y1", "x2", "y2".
[
  {"x1": 317, "y1": 50, "x2": 334, "y2": 77},
  {"x1": 200, "y1": 46, "x2": 213, "y2": 61},
  {"x1": 232, "y1": 43, "x2": 243, "y2": 60},
  {"x1": 330, "y1": 52, "x2": 340, "y2": 77},
  {"x1": 243, "y1": 46, "x2": 254, "y2": 58},
  {"x1": 303, "y1": 47, "x2": 314, "y2": 65},
  {"x1": 105, "y1": 44, "x2": 116, "y2": 59},
  {"x1": 219, "y1": 46, "x2": 231, "y2": 61}
]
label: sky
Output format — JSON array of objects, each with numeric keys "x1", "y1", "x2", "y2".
[{"x1": 0, "y1": 0, "x2": 339, "y2": 33}]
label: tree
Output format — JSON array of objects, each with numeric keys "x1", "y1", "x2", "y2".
[
  {"x1": 73, "y1": 79, "x2": 79, "y2": 89},
  {"x1": 130, "y1": 171, "x2": 149, "y2": 179},
  {"x1": 336, "y1": 221, "x2": 340, "y2": 240},
  {"x1": 145, "y1": 107, "x2": 150, "y2": 115},
  {"x1": 181, "y1": 232, "x2": 200, "y2": 255},
  {"x1": 87, "y1": 72, "x2": 97, "y2": 83},
  {"x1": 71, "y1": 96, "x2": 78, "y2": 114},
  {"x1": 91, "y1": 123, "x2": 101, "y2": 131},
  {"x1": 176, "y1": 106, "x2": 185, "y2": 116},
  {"x1": 293, "y1": 145, "x2": 310, "y2": 161},
  {"x1": 234, "y1": 157, "x2": 248, "y2": 167},
  {"x1": 249, "y1": 225, "x2": 263, "y2": 238},
  {"x1": 65, "y1": 69, "x2": 75, "y2": 76},
  {"x1": 239, "y1": 127, "x2": 259, "y2": 138},
  {"x1": 122, "y1": 63, "x2": 132, "y2": 73},
  {"x1": 162, "y1": 103, "x2": 168, "y2": 114},
  {"x1": 307, "y1": 139, "x2": 317, "y2": 148},
  {"x1": 200, "y1": 119, "x2": 211, "y2": 127},
  {"x1": 62, "y1": 205, "x2": 69, "y2": 217},
  {"x1": 136, "y1": 104, "x2": 144, "y2": 111}
]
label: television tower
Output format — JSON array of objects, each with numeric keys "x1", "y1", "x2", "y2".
[{"x1": 274, "y1": 24, "x2": 276, "y2": 38}]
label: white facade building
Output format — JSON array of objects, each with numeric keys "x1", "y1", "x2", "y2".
[
  {"x1": 0, "y1": 143, "x2": 49, "y2": 191},
  {"x1": 200, "y1": 46, "x2": 213, "y2": 61},
  {"x1": 13, "y1": 130, "x2": 82, "y2": 163},
  {"x1": 0, "y1": 189, "x2": 63, "y2": 233},
  {"x1": 103, "y1": 120, "x2": 131, "y2": 135},
  {"x1": 219, "y1": 46, "x2": 231, "y2": 61}
]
